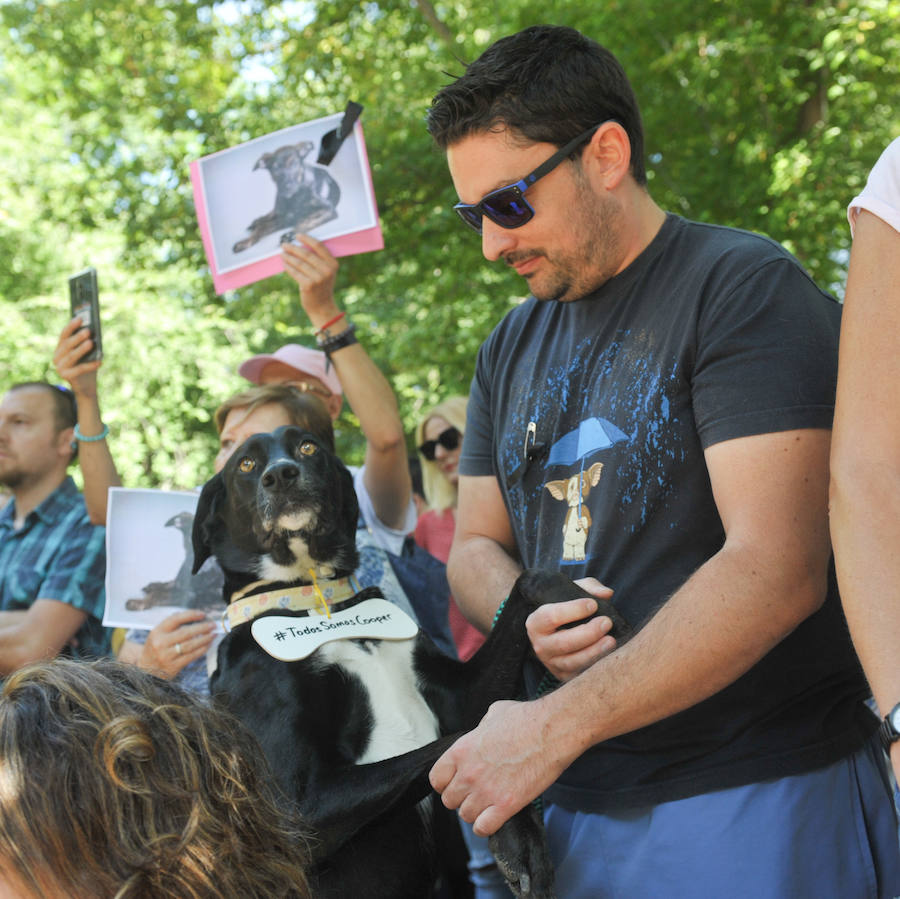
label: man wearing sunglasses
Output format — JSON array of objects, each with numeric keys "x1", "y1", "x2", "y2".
[{"x1": 426, "y1": 25, "x2": 899, "y2": 898}]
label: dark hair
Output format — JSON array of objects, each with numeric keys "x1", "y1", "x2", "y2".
[
  {"x1": 427, "y1": 25, "x2": 646, "y2": 184},
  {"x1": 214, "y1": 384, "x2": 335, "y2": 453},
  {"x1": 0, "y1": 658, "x2": 311, "y2": 898},
  {"x1": 8, "y1": 381, "x2": 77, "y2": 433}
]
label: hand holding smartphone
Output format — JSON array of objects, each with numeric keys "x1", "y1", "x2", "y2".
[{"x1": 68, "y1": 268, "x2": 102, "y2": 363}]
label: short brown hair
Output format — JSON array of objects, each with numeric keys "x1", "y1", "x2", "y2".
[
  {"x1": 214, "y1": 384, "x2": 335, "y2": 453},
  {"x1": 0, "y1": 658, "x2": 312, "y2": 898},
  {"x1": 8, "y1": 382, "x2": 77, "y2": 433}
]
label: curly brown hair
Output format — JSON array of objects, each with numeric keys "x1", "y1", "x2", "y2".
[{"x1": 0, "y1": 658, "x2": 311, "y2": 898}]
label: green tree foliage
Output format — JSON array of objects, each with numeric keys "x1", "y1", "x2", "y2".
[{"x1": 1, "y1": 0, "x2": 898, "y2": 491}]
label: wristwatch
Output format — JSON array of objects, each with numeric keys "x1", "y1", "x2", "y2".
[{"x1": 879, "y1": 702, "x2": 900, "y2": 752}]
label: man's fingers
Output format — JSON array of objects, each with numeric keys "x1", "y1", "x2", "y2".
[
  {"x1": 549, "y1": 635, "x2": 617, "y2": 678},
  {"x1": 572, "y1": 575, "x2": 614, "y2": 599},
  {"x1": 528, "y1": 614, "x2": 612, "y2": 654},
  {"x1": 527, "y1": 597, "x2": 599, "y2": 634},
  {"x1": 429, "y1": 750, "x2": 455, "y2": 794},
  {"x1": 472, "y1": 805, "x2": 507, "y2": 838}
]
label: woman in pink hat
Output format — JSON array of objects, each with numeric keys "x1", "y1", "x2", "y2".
[{"x1": 243, "y1": 233, "x2": 416, "y2": 557}]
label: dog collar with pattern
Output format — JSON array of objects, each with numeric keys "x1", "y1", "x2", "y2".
[{"x1": 224, "y1": 574, "x2": 362, "y2": 632}]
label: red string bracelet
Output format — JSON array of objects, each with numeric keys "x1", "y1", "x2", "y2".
[{"x1": 315, "y1": 312, "x2": 346, "y2": 336}]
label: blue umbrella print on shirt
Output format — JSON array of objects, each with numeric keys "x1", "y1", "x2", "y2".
[{"x1": 547, "y1": 417, "x2": 629, "y2": 468}]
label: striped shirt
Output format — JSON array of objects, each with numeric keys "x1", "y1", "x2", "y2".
[{"x1": 0, "y1": 476, "x2": 110, "y2": 659}]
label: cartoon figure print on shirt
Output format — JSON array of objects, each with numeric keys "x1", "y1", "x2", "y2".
[
  {"x1": 542, "y1": 417, "x2": 628, "y2": 566},
  {"x1": 545, "y1": 462, "x2": 604, "y2": 562}
]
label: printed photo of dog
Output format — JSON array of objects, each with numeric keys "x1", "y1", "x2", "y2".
[
  {"x1": 232, "y1": 141, "x2": 341, "y2": 253},
  {"x1": 192, "y1": 112, "x2": 381, "y2": 289}
]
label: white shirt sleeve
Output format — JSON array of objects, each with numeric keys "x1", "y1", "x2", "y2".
[
  {"x1": 848, "y1": 137, "x2": 900, "y2": 236},
  {"x1": 350, "y1": 464, "x2": 417, "y2": 556}
]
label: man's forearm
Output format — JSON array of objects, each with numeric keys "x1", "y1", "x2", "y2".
[
  {"x1": 448, "y1": 534, "x2": 522, "y2": 633},
  {"x1": 0, "y1": 610, "x2": 26, "y2": 631},
  {"x1": 0, "y1": 601, "x2": 88, "y2": 674},
  {"x1": 0, "y1": 617, "x2": 51, "y2": 674},
  {"x1": 536, "y1": 540, "x2": 828, "y2": 759}
]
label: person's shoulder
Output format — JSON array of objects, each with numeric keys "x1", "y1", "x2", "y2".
[
  {"x1": 45, "y1": 478, "x2": 101, "y2": 534},
  {"x1": 872, "y1": 137, "x2": 900, "y2": 172},
  {"x1": 672, "y1": 215, "x2": 794, "y2": 264},
  {"x1": 668, "y1": 215, "x2": 831, "y2": 299},
  {"x1": 479, "y1": 295, "x2": 544, "y2": 355}
]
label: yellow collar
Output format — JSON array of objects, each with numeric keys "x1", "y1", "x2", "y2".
[{"x1": 224, "y1": 571, "x2": 362, "y2": 632}]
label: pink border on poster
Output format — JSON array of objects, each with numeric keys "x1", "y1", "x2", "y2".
[{"x1": 189, "y1": 121, "x2": 383, "y2": 294}]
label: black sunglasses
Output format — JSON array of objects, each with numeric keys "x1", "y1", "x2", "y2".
[
  {"x1": 453, "y1": 123, "x2": 605, "y2": 234},
  {"x1": 418, "y1": 426, "x2": 461, "y2": 461}
]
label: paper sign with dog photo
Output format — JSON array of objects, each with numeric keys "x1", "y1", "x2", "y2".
[
  {"x1": 103, "y1": 487, "x2": 225, "y2": 630},
  {"x1": 190, "y1": 106, "x2": 383, "y2": 294}
]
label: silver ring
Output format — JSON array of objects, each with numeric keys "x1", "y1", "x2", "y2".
[{"x1": 175, "y1": 643, "x2": 182, "y2": 655}]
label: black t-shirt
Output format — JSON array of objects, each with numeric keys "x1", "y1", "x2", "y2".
[{"x1": 463, "y1": 214, "x2": 873, "y2": 812}]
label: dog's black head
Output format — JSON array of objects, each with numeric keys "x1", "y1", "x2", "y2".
[
  {"x1": 192, "y1": 425, "x2": 359, "y2": 590},
  {"x1": 255, "y1": 142, "x2": 314, "y2": 190}
]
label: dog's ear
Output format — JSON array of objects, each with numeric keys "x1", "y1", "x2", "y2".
[
  {"x1": 191, "y1": 473, "x2": 226, "y2": 573},
  {"x1": 335, "y1": 455, "x2": 360, "y2": 538},
  {"x1": 253, "y1": 152, "x2": 271, "y2": 171},
  {"x1": 333, "y1": 455, "x2": 360, "y2": 571},
  {"x1": 338, "y1": 460, "x2": 359, "y2": 531}
]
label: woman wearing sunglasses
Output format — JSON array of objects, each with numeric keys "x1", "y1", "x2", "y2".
[
  {"x1": 414, "y1": 396, "x2": 512, "y2": 899},
  {"x1": 414, "y1": 396, "x2": 483, "y2": 662}
]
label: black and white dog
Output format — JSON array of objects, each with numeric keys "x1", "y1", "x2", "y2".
[
  {"x1": 232, "y1": 141, "x2": 341, "y2": 253},
  {"x1": 192, "y1": 425, "x2": 630, "y2": 898}
]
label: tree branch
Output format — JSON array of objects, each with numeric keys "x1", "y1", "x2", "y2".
[{"x1": 411, "y1": 0, "x2": 456, "y2": 52}]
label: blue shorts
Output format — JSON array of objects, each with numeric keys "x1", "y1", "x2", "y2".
[
  {"x1": 458, "y1": 816, "x2": 515, "y2": 898},
  {"x1": 544, "y1": 738, "x2": 900, "y2": 899}
]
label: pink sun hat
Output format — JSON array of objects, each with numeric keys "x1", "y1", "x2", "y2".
[{"x1": 237, "y1": 344, "x2": 344, "y2": 397}]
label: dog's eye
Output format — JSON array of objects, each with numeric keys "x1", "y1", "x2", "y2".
[
  {"x1": 299, "y1": 441, "x2": 317, "y2": 456},
  {"x1": 238, "y1": 457, "x2": 256, "y2": 473}
]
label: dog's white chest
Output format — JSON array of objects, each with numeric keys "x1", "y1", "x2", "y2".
[{"x1": 319, "y1": 639, "x2": 439, "y2": 764}]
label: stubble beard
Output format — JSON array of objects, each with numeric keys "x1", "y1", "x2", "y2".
[
  {"x1": 0, "y1": 464, "x2": 24, "y2": 490},
  {"x1": 526, "y1": 181, "x2": 625, "y2": 304}
]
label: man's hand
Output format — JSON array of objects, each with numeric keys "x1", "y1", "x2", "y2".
[
  {"x1": 53, "y1": 317, "x2": 101, "y2": 397},
  {"x1": 281, "y1": 233, "x2": 340, "y2": 323},
  {"x1": 525, "y1": 576, "x2": 618, "y2": 681},
  {"x1": 429, "y1": 699, "x2": 571, "y2": 837}
]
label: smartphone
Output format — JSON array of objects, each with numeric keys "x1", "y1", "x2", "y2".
[{"x1": 68, "y1": 267, "x2": 102, "y2": 362}]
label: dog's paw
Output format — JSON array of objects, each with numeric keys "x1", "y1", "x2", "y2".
[
  {"x1": 279, "y1": 229, "x2": 296, "y2": 245},
  {"x1": 488, "y1": 804, "x2": 556, "y2": 898}
]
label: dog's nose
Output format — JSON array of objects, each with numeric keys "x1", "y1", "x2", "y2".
[{"x1": 261, "y1": 460, "x2": 300, "y2": 491}]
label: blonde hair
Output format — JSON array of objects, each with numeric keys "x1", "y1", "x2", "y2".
[
  {"x1": 415, "y1": 395, "x2": 468, "y2": 512},
  {"x1": 0, "y1": 658, "x2": 311, "y2": 899}
]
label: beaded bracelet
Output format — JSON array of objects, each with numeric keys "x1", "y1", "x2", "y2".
[{"x1": 73, "y1": 422, "x2": 110, "y2": 442}]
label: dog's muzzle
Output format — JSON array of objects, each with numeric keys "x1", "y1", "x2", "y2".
[{"x1": 257, "y1": 457, "x2": 317, "y2": 533}]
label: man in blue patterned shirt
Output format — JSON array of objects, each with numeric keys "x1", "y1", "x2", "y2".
[{"x1": 0, "y1": 382, "x2": 108, "y2": 672}]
